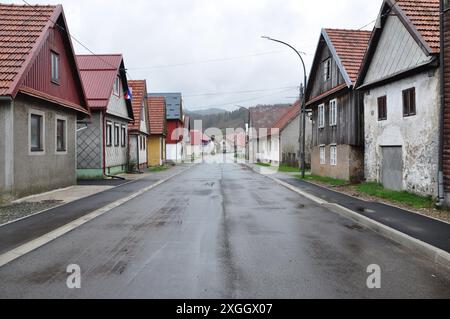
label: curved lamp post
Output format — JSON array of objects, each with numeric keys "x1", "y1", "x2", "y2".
[{"x1": 261, "y1": 36, "x2": 307, "y2": 178}]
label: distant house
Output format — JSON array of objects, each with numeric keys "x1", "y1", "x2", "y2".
[
  {"x1": 270, "y1": 101, "x2": 312, "y2": 168},
  {"x1": 0, "y1": 4, "x2": 90, "y2": 200},
  {"x1": 306, "y1": 28, "x2": 371, "y2": 182},
  {"x1": 128, "y1": 80, "x2": 150, "y2": 171},
  {"x1": 187, "y1": 130, "x2": 211, "y2": 159},
  {"x1": 356, "y1": 0, "x2": 440, "y2": 196},
  {"x1": 76, "y1": 54, "x2": 134, "y2": 179},
  {"x1": 248, "y1": 105, "x2": 291, "y2": 164},
  {"x1": 148, "y1": 93, "x2": 184, "y2": 163},
  {"x1": 147, "y1": 97, "x2": 167, "y2": 166}
]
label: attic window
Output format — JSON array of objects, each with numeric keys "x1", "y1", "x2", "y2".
[
  {"x1": 113, "y1": 76, "x2": 120, "y2": 96},
  {"x1": 51, "y1": 51, "x2": 60, "y2": 84},
  {"x1": 323, "y1": 58, "x2": 331, "y2": 82}
]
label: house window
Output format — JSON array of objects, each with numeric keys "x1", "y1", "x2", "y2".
[
  {"x1": 121, "y1": 125, "x2": 126, "y2": 147},
  {"x1": 30, "y1": 112, "x2": 44, "y2": 153},
  {"x1": 323, "y1": 58, "x2": 331, "y2": 82},
  {"x1": 56, "y1": 117, "x2": 67, "y2": 152},
  {"x1": 51, "y1": 51, "x2": 60, "y2": 83},
  {"x1": 106, "y1": 122, "x2": 112, "y2": 146},
  {"x1": 320, "y1": 145, "x2": 326, "y2": 165},
  {"x1": 113, "y1": 76, "x2": 120, "y2": 96},
  {"x1": 402, "y1": 87, "x2": 416, "y2": 117},
  {"x1": 318, "y1": 104, "x2": 325, "y2": 128},
  {"x1": 114, "y1": 123, "x2": 120, "y2": 146},
  {"x1": 329, "y1": 99, "x2": 337, "y2": 126},
  {"x1": 330, "y1": 145, "x2": 337, "y2": 166},
  {"x1": 378, "y1": 96, "x2": 387, "y2": 121}
]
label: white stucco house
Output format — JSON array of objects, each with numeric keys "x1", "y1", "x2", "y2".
[{"x1": 356, "y1": 0, "x2": 440, "y2": 197}]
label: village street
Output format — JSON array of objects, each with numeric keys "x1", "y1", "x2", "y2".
[{"x1": 0, "y1": 161, "x2": 449, "y2": 299}]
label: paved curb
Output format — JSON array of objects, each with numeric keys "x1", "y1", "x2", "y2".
[
  {"x1": 246, "y1": 164, "x2": 450, "y2": 270},
  {"x1": 0, "y1": 165, "x2": 195, "y2": 268}
]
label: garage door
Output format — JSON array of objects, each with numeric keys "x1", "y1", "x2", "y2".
[{"x1": 381, "y1": 146, "x2": 403, "y2": 191}]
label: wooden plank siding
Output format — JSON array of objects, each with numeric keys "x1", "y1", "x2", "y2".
[{"x1": 311, "y1": 90, "x2": 364, "y2": 147}]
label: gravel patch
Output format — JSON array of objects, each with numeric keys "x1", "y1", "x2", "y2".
[{"x1": 0, "y1": 200, "x2": 63, "y2": 225}]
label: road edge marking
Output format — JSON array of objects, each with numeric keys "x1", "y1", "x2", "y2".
[
  {"x1": 247, "y1": 165, "x2": 450, "y2": 270},
  {"x1": 0, "y1": 165, "x2": 195, "y2": 268}
]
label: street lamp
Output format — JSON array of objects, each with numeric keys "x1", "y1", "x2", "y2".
[{"x1": 261, "y1": 36, "x2": 307, "y2": 178}]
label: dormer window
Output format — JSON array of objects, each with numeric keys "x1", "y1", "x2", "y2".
[
  {"x1": 113, "y1": 76, "x2": 120, "y2": 96},
  {"x1": 51, "y1": 51, "x2": 60, "y2": 84},
  {"x1": 323, "y1": 58, "x2": 331, "y2": 82}
]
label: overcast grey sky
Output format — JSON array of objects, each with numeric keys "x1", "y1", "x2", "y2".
[{"x1": 6, "y1": 0, "x2": 383, "y2": 111}]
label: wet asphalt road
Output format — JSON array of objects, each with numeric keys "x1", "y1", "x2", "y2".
[{"x1": 0, "y1": 163, "x2": 449, "y2": 298}]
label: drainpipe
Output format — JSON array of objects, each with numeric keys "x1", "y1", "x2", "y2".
[
  {"x1": 437, "y1": 0, "x2": 446, "y2": 207},
  {"x1": 102, "y1": 111, "x2": 107, "y2": 177}
]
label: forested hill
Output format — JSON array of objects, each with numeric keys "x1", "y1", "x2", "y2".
[{"x1": 186, "y1": 104, "x2": 291, "y2": 132}]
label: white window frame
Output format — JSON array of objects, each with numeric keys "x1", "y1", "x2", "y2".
[
  {"x1": 106, "y1": 121, "x2": 113, "y2": 147},
  {"x1": 329, "y1": 99, "x2": 337, "y2": 127},
  {"x1": 55, "y1": 115, "x2": 68, "y2": 155},
  {"x1": 114, "y1": 123, "x2": 120, "y2": 147},
  {"x1": 330, "y1": 144, "x2": 337, "y2": 166},
  {"x1": 121, "y1": 125, "x2": 126, "y2": 147},
  {"x1": 113, "y1": 76, "x2": 120, "y2": 96},
  {"x1": 319, "y1": 145, "x2": 326, "y2": 165},
  {"x1": 51, "y1": 51, "x2": 60, "y2": 84},
  {"x1": 318, "y1": 104, "x2": 325, "y2": 128},
  {"x1": 29, "y1": 109, "x2": 46, "y2": 156}
]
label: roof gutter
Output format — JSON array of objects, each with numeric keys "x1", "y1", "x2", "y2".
[
  {"x1": 0, "y1": 96, "x2": 12, "y2": 102},
  {"x1": 437, "y1": 0, "x2": 446, "y2": 208}
]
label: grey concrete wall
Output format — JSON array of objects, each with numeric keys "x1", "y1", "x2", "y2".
[
  {"x1": 77, "y1": 111, "x2": 103, "y2": 169},
  {"x1": 12, "y1": 94, "x2": 77, "y2": 198},
  {"x1": 0, "y1": 99, "x2": 12, "y2": 201},
  {"x1": 364, "y1": 70, "x2": 440, "y2": 197},
  {"x1": 281, "y1": 115, "x2": 312, "y2": 168}
]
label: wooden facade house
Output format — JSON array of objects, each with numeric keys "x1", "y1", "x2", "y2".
[
  {"x1": 306, "y1": 28, "x2": 371, "y2": 182},
  {"x1": 76, "y1": 54, "x2": 134, "y2": 179},
  {"x1": 0, "y1": 4, "x2": 90, "y2": 200},
  {"x1": 356, "y1": 0, "x2": 440, "y2": 197},
  {"x1": 147, "y1": 96, "x2": 167, "y2": 166},
  {"x1": 128, "y1": 80, "x2": 150, "y2": 171}
]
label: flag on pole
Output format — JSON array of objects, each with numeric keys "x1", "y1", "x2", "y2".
[{"x1": 125, "y1": 87, "x2": 133, "y2": 100}]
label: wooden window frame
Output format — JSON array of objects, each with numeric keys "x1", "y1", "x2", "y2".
[
  {"x1": 318, "y1": 104, "x2": 325, "y2": 129},
  {"x1": 319, "y1": 145, "x2": 326, "y2": 165},
  {"x1": 377, "y1": 96, "x2": 387, "y2": 121},
  {"x1": 329, "y1": 99, "x2": 337, "y2": 127},
  {"x1": 402, "y1": 87, "x2": 416, "y2": 117},
  {"x1": 29, "y1": 110, "x2": 45, "y2": 155},
  {"x1": 106, "y1": 121, "x2": 113, "y2": 147},
  {"x1": 51, "y1": 51, "x2": 60, "y2": 84},
  {"x1": 55, "y1": 115, "x2": 67, "y2": 154},
  {"x1": 323, "y1": 58, "x2": 331, "y2": 82}
]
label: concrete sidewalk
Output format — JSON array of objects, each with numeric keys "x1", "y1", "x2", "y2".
[
  {"x1": 0, "y1": 164, "x2": 194, "y2": 255},
  {"x1": 257, "y1": 167, "x2": 450, "y2": 254}
]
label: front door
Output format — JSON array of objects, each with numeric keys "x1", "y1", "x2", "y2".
[{"x1": 381, "y1": 146, "x2": 403, "y2": 191}]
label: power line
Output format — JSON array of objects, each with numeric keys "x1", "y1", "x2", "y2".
[
  {"x1": 127, "y1": 50, "x2": 288, "y2": 70},
  {"x1": 183, "y1": 86, "x2": 298, "y2": 98},
  {"x1": 357, "y1": 0, "x2": 398, "y2": 30},
  {"x1": 189, "y1": 87, "x2": 297, "y2": 109}
]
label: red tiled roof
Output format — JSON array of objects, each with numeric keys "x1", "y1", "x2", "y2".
[
  {"x1": 0, "y1": 4, "x2": 57, "y2": 96},
  {"x1": 271, "y1": 101, "x2": 301, "y2": 132},
  {"x1": 393, "y1": 0, "x2": 440, "y2": 54},
  {"x1": 250, "y1": 105, "x2": 292, "y2": 138},
  {"x1": 76, "y1": 54, "x2": 123, "y2": 109},
  {"x1": 148, "y1": 97, "x2": 166, "y2": 135},
  {"x1": 128, "y1": 80, "x2": 147, "y2": 131},
  {"x1": 324, "y1": 28, "x2": 372, "y2": 84}
]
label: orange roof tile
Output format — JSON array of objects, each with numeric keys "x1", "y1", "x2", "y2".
[
  {"x1": 128, "y1": 80, "x2": 147, "y2": 131},
  {"x1": 148, "y1": 97, "x2": 166, "y2": 135},
  {"x1": 324, "y1": 28, "x2": 372, "y2": 84},
  {"x1": 393, "y1": 0, "x2": 440, "y2": 54},
  {"x1": 271, "y1": 101, "x2": 301, "y2": 132}
]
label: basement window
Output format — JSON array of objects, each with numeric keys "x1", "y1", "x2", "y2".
[
  {"x1": 378, "y1": 96, "x2": 387, "y2": 121},
  {"x1": 320, "y1": 145, "x2": 326, "y2": 165},
  {"x1": 330, "y1": 145, "x2": 337, "y2": 166},
  {"x1": 402, "y1": 87, "x2": 416, "y2": 117}
]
